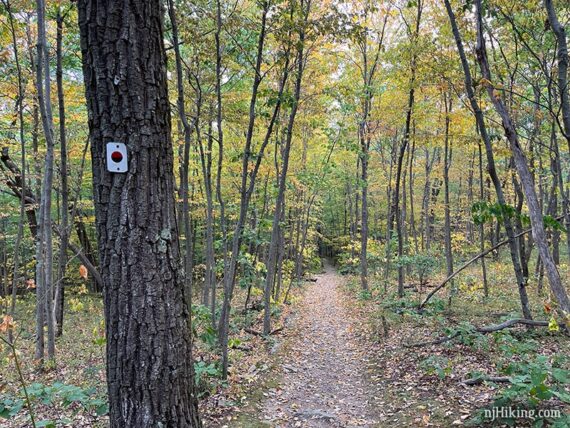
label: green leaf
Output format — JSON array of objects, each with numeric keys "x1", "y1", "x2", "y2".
[
  {"x1": 0, "y1": 405, "x2": 9, "y2": 419},
  {"x1": 530, "y1": 383, "x2": 552, "y2": 400},
  {"x1": 551, "y1": 368, "x2": 569, "y2": 384},
  {"x1": 553, "y1": 389, "x2": 570, "y2": 403},
  {"x1": 530, "y1": 370, "x2": 547, "y2": 386},
  {"x1": 95, "y1": 403, "x2": 109, "y2": 416}
]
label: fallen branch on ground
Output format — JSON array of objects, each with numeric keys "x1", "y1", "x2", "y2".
[
  {"x1": 419, "y1": 217, "x2": 563, "y2": 309},
  {"x1": 231, "y1": 344, "x2": 253, "y2": 351},
  {"x1": 404, "y1": 332, "x2": 460, "y2": 348},
  {"x1": 462, "y1": 376, "x2": 511, "y2": 386},
  {"x1": 244, "y1": 326, "x2": 284, "y2": 336},
  {"x1": 476, "y1": 318, "x2": 548, "y2": 332},
  {"x1": 404, "y1": 318, "x2": 549, "y2": 348}
]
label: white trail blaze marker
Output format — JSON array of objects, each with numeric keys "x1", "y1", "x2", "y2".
[{"x1": 106, "y1": 142, "x2": 128, "y2": 173}]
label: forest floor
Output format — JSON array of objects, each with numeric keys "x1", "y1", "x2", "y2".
[
  {"x1": 216, "y1": 260, "x2": 570, "y2": 428},
  {"x1": 200, "y1": 261, "x2": 382, "y2": 427},
  {"x1": 1, "y1": 260, "x2": 569, "y2": 427},
  {"x1": 256, "y1": 261, "x2": 380, "y2": 427}
]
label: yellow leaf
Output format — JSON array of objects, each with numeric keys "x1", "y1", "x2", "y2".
[
  {"x1": 548, "y1": 316, "x2": 559, "y2": 332},
  {"x1": 69, "y1": 298, "x2": 85, "y2": 312}
]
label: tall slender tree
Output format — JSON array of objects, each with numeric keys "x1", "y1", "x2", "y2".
[
  {"x1": 35, "y1": 0, "x2": 56, "y2": 362},
  {"x1": 443, "y1": 0, "x2": 532, "y2": 319},
  {"x1": 55, "y1": 5, "x2": 69, "y2": 337},
  {"x1": 474, "y1": 0, "x2": 570, "y2": 317},
  {"x1": 264, "y1": 0, "x2": 311, "y2": 335}
]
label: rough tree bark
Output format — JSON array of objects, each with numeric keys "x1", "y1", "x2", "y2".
[{"x1": 77, "y1": 1, "x2": 201, "y2": 426}]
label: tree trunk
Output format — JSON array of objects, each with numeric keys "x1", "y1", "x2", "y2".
[
  {"x1": 443, "y1": 93, "x2": 454, "y2": 304},
  {"x1": 360, "y1": 126, "x2": 370, "y2": 291},
  {"x1": 214, "y1": 0, "x2": 227, "y2": 327},
  {"x1": 167, "y1": 0, "x2": 197, "y2": 319},
  {"x1": 443, "y1": 0, "x2": 532, "y2": 320},
  {"x1": 264, "y1": 2, "x2": 309, "y2": 334},
  {"x1": 544, "y1": 0, "x2": 570, "y2": 150},
  {"x1": 467, "y1": 149, "x2": 475, "y2": 242},
  {"x1": 4, "y1": 0, "x2": 27, "y2": 344},
  {"x1": 478, "y1": 142, "x2": 489, "y2": 297},
  {"x1": 409, "y1": 139, "x2": 419, "y2": 253},
  {"x1": 475, "y1": 0, "x2": 570, "y2": 317},
  {"x1": 420, "y1": 147, "x2": 436, "y2": 251},
  {"x1": 77, "y1": 1, "x2": 201, "y2": 425},
  {"x1": 394, "y1": 0, "x2": 422, "y2": 297},
  {"x1": 198, "y1": 126, "x2": 216, "y2": 315},
  {"x1": 357, "y1": 3, "x2": 387, "y2": 291},
  {"x1": 218, "y1": 0, "x2": 288, "y2": 379},
  {"x1": 35, "y1": 0, "x2": 56, "y2": 363},
  {"x1": 511, "y1": 171, "x2": 529, "y2": 279},
  {"x1": 55, "y1": 6, "x2": 69, "y2": 337}
]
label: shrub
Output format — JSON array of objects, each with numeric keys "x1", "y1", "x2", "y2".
[
  {"x1": 193, "y1": 361, "x2": 222, "y2": 398},
  {"x1": 469, "y1": 355, "x2": 570, "y2": 427},
  {"x1": 419, "y1": 355, "x2": 452, "y2": 379},
  {"x1": 0, "y1": 382, "x2": 108, "y2": 422},
  {"x1": 191, "y1": 304, "x2": 217, "y2": 348},
  {"x1": 497, "y1": 355, "x2": 570, "y2": 407},
  {"x1": 398, "y1": 252, "x2": 439, "y2": 286}
]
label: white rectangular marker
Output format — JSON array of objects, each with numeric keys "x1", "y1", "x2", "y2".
[{"x1": 106, "y1": 142, "x2": 128, "y2": 173}]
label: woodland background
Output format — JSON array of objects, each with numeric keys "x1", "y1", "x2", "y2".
[{"x1": 0, "y1": 0, "x2": 569, "y2": 426}]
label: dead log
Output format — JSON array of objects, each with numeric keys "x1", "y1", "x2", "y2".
[
  {"x1": 404, "y1": 318, "x2": 550, "y2": 348},
  {"x1": 244, "y1": 326, "x2": 284, "y2": 336},
  {"x1": 232, "y1": 344, "x2": 253, "y2": 351},
  {"x1": 462, "y1": 376, "x2": 511, "y2": 386},
  {"x1": 404, "y1": 332, "x2": 460, "y2": 348},
  {"x1": 477, "y1": 318, "x2": 548, "y2": 332}
]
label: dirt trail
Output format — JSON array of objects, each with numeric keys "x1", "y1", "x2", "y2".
[{"x1": 260, "y1": 262, "x2": 379, "y2": 427}]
